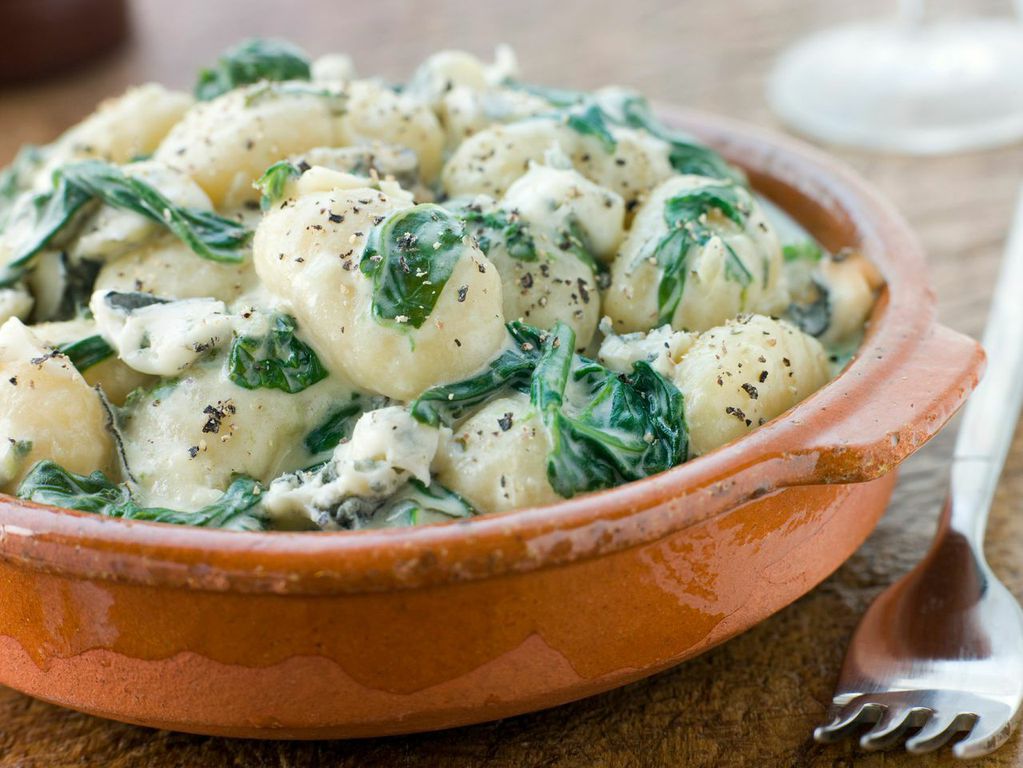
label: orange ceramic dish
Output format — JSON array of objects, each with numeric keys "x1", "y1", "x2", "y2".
[{"x1": 0, "y1": 107, "x2": 983, "y2": 739}]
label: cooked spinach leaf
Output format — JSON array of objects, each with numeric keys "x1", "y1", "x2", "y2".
[
  {"x1": 195, "y1": 38, "x2": 311, "y2": 101},
  {"x1": 455, "y1": 204, "x2": 538, "y2": 262},
  {"x1": 255, "y1": 160, "x2": 303, "y2": 210},
  {"x1": 55, "y1": 257, "x2": 103, "y2": 320},
  {"x1": 57, "y1": 334, "x2": 114, "y2": 371},
  {"x1": 0, "y1": 175, "x2": 94, "y2": 287},
  {"x1": 360, "y1": 204, "x2": 467, "y2": 329},
  {"x1": 414, "y1": 320, "x2": 688, "y2": 497},
  {"x1": 529, "y1": 321, "x2": 575, "y2": 413},
  {"x1": 228, "y1": 313, "x2": 327, "y2": 394},
  {"x1": 102, "y1": 290, "x2": 170, "y2": 313},
  {"x1": 381, "y1": 478, "x2": 475, "y2": 526},
  {"x1": 556, "y1": 217, "x2": 603, "y2": 276},
  {"x1": 61, "y1": 161, "x2": 252, "y2": 262},
  {"x1": 0, "y1": 145, "x2": 45, "y2": 230},
  {"x1": 304, "y1": 398, "x2": 365, "y2": 455},
  {"x1": 242, "y1": 81, "x2": 347, "y2": 114},
  {"x1": 782, "y1": 241, "x2": 824, "y2": 263},
  {"x1": 506, "y1": 82, "x2": 742, "y2": 184},
  {"x1": 723, "y1": 242, "x2": 755, "y2": 285},
  {"x1": 25, "y1": 251, "x2": 104, "y2": 322},
  {"x1": 506, "y1": 80, "x2": 587, "y2": 108},
  {"x1": 506, "y1": 80, "x2": 618, "y2": 152},
  {"x1": 530, "y1": 322, "x2": 688, "y2": 497},
  {"x1": 565, "y1": 103, "x2": 617, "y2": 153},
  {"x1": 617, "y1": 95, "x2": 745, "y2": 184},
  {"x1": 646, "y1": 183, "x2": 752, "y2": 325},
  {"x1": 410, "y1": 322, "x2": 547, "y2": 426},
  {"x1": 17, "y1": 460, "x2": 266, "y2": 531},
  {"x1": 0, "y1": 160, "x2": 251, "y2": 286}
]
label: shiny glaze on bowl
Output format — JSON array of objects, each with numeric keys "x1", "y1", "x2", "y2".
[{"x1": 0, "y1": 107, "x2": 984, "y2": 738}]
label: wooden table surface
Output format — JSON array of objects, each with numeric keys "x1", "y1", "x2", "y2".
[{"x1": 2, "y1": 0, "x2": 1023, "y2": 765}]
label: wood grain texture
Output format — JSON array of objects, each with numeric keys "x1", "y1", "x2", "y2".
[{"x1": 2, "y1": 0, "x2": 1023, "y2": 765}]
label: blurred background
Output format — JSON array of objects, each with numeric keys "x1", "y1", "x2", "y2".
[
  {"x1": 3, "y1": 1, "x2": 1023, "y2": 766},
  {"x1": 0, "y1": 0, "x2": 1011, "y2": 151}
]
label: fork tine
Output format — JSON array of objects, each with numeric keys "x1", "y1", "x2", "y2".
[
  {"x1": 905, "y1": 712, "x2": 975, "y2": 754},
  {"x1": 859, "y1": 706, "x2": 930, "y2": 751},
  {"x1": 813, "y1": 698, "x2": 883, "y2": 744},
  {"x1": 953, "y1": 716, "x2": 1014, "y2": 759}
]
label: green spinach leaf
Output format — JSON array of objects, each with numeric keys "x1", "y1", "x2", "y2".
[
  {"x1": 556, "y1": 217, "x2": 603, "y2": 276},
  {"x1": 455, "y1": 204, "x2": 538, "y2": 262},
  {"x1": 565, "y1": 104, "x2": 617, "y2": 153},
  {"x1": 618, "y1": 95, "x2": 745, "y2": 184},
  {"x1": 0, "y1": 145, "x2": 45, "y2": 230},
  {"x1": 57, "y1": 334, "x2": 114, "y2": 372},
  {"x1": 304, "y1": 397, "x2": 366, "y2": 455},
  {"x1": 530, "y1": 322, "x2": 688, "y2": 497},
  {"x1": 17, "y1": 460, "x2": 266, "y2": 530},
  {"x1": 414, "y1": 320, "x2": 688, "y2": 497},
  {"x1": 255, "y1": 160, "x2": 303, "y2": 210},
  {"x1": 410, "y1": 322, "x2": 547, "y2": 426},
  {"x1": 380, "y1": 478, "x2": 475, "y2": 526},
  {"x1": 506, "y1": 80, "x2": 587, "y2": 108},
  {"x1": 782, "y1": 241, "x2": 824, "y2": 263},
  {"x1": 228, "y1": 313, "x2": 327, "y2": 394},
  {"x1": 360, "y1": 203, "x2": 467, "y2": 329},
  {"x1": 506, "y1": 82, "x2": 743, "y2": 184},
  {"x1": 195, "y1": 38, "x2": 311, "y2": 101},
  {"x1": 0, "y1": 175, "x2": 94, "y2": 286},
  {"x1": 0, "y1": 160, "x2": 251, "y2": 286},
  {"x1": 61, "y1": 161, "x2": 251, "y2": 263}
]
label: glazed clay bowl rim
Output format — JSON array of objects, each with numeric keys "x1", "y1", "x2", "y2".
[{"x1": 0, "y1": 107, "x2": 983, "y2": 595}]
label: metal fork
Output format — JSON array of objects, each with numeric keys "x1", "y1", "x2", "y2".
[{"x1": 813, "y1": 188, "x2": 1023, "y2": 759}]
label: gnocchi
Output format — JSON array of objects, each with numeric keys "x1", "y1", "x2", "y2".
[
  {"x1": 0, "y1": 318, "x2": 116, "y2": 491},
  {"x1": 0, "y1": 41, "x2": 878, "y2": 530}
]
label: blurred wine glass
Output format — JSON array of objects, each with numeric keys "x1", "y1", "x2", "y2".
[{"x1": 767, "y1": 0, "x2": 1023, "y2": 154}]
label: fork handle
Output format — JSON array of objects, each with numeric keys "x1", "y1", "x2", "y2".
[{"x1": 951, "y1": 187, "x2": 1023, "y2": 545}]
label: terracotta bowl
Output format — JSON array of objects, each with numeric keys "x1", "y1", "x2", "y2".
[{"x1": 0, "y1": 107, "x2": 983, "y2": 739}]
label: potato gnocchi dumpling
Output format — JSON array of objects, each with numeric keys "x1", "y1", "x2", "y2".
[
  {"x1": 443, "y1": 120, "x2": 674, "y2": 207},
  {"x1": 674, "y1": 314, "x2": 831, "y2": 456},
  {"x1": 434, "y1": 393, "x2": 561, "y2": 514},
  {"x1": 816, "y1": 251, "x2": 883, "y2": 348},
  {"x1": 0, "y1": 40, "x2": 878, "y2": 531},
  {"x1": 94, "y1": 234, "x2": 258, "y2": 303},
  {"x1": 0, "y1": 319, "x2": 116, "y2": 491},
  {"x1": 289, "y1": 145, "x2": 423, "y2": 193},
  {"x1": 604, "y1": 175, "x2": 787, "y2": 334},
  {"x1": 336, "y1": 80, "x2": 445, "y2": 182},
  {"x1": 154, "y1": 82, "x2": 349, "y2": 207},
  {"x1": 253, "y1": 182, "x2": 506, "y2": 401},
  {"x1": 120, "y1": 353, "x2": 350, "y2": 511},
  {"x1": 34, "y1": 84, "x2": 194, "y2": 191},
  {"x1": 448, "y1": 163, "x2": 621, "y2": 349},
  {"x1": 408, "y1": 49, "x2": 549, "y2": 148},
  {"x1": 29, "y1": 318, "x2": 155, "y2": 405},
  {"x1": 502, "y1": 164, "x2": 625, "y2": 262}
]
